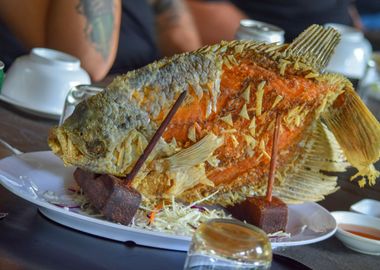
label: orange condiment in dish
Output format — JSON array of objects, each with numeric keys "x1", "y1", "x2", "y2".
[{"x1": 339, "y1": 224, "x2": 380, "y2": 241}]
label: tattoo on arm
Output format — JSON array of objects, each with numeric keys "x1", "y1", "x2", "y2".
[{"x1": 76, "y1": 0, "x2": 115, "y2": 59}]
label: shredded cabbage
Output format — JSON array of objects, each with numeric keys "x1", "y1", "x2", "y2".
[
  {"x1": 44, "y1": 189, "x2": 290, "y2": 239},
  {"x1": 130, "y1": 192, "x2": 231, "y2": 237}
]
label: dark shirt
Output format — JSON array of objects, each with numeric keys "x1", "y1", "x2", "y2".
[
  {"x1": 230, "y1": 0, "x2": 353, "y2": 42},
  {"x1": 356, "y1": 0, "x2": 380, "y2": 14},
  {"x1": 0, "y1": 0, "x2": 160, "y2": 74},
  {"x1": 111, "y1": 0, "x2": 159, "y2": 74},
  {"x1": 0, "y1": 17, "x2": 25, "y2": 72}
]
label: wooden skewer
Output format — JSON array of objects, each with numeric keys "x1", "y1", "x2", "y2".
[
  {"x1": 125, "y1": 91, "x2": 187, "y2": 182},
  {"x1": 266, "y1": 113, "x2": 281, "y2": 202}
]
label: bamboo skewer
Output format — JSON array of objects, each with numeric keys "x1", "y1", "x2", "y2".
[
  {"x1": 266, "y1": 113, "x2": 281, "y2": 202},
  {"x1": 125, "y1": 91, "x2": 187, "y2": 182}
]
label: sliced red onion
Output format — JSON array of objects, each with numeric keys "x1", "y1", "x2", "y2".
[
  {"x1": 190, "y1": 205, "x2": 206, "y2": 212},
  {"x1": 68, "y1": 187, "x2": 80, "y2": 193},
  {"x1": 51, "y1": 203, "x2": 80, "y2": 209}
]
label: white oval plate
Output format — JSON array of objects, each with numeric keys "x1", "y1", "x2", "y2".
[{"x1": 0, "y1": 151, "x2": 337, "y2": 251}]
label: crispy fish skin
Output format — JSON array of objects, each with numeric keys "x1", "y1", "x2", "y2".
[
  {"x1": 49, "y1": 25, "x2": 380, "y2": 205},
  {"x1": 49, "y1": 51, "x2": 223, "y2": 175}
]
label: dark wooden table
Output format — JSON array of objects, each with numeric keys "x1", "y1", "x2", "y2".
[{"x1": 0, "y1": 98, "x2": 380, "y2": 270}]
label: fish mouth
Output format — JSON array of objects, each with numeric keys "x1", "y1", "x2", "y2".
[
  {"x1": 48, "y1": 127, "x2": 85, "y2": 167},
  {"x1": 48, "y1": 126, "x2": 150, "y2": 176},
  {"x1": 48, "y1": 127, "x2": 65, "y2": 158}
]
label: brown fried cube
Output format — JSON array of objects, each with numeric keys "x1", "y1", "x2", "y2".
[
  {"x1": 228, "y1": 196, "x2": 288, "y2": 234},
  {"x1": 74, "y1": 168, "x2": 141, "y2": 225}
]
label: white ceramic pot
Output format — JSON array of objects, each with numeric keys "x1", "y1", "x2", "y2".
[
  {"x1": 0, "y1": 48, "x2": 90, "y2": 118},
  {"x1": 325, "y1": 23, "x2": 372, "y2": 80}
]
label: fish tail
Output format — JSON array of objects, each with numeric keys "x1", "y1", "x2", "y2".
[{"x1": 322, "y1": 86, "x2": 380, "y2": 186}]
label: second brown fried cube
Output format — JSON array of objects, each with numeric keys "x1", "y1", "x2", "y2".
[{"x1": 228, "y1": 196, "x2": 288, "y2": 234}]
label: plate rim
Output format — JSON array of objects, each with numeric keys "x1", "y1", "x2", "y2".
[
  {"x1": 0, "y1": 152, "x2": 191, "y2": 242},
  {"x1": 0, "y1": 93, "x2": 61, "y2": 119},
  {"x1": 0, "y1": 151, "x2": 337, "y2": 250}
]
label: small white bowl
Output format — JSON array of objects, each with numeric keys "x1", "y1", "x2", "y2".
[
  {"x1": 350, "y1": 199, "x2": 380, "y2": 218},
  {"x1": 325, "y1": 23, "x2": 372, "y2": 80},
  {"x1": 0, "y1": 48, "x2": 90, "y2": 118},
  {"x1": 331, "y1": 211, "x2": 380, "y2": 255}
]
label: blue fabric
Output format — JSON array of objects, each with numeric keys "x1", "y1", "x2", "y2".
[{"x1": 361, "y1": 13, "x2": 380, "y2": 30}]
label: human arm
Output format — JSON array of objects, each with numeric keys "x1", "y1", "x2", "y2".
[
  {"x1": 0, "y1": 0, "x2": 121, "y2": 81},
  {"x1": 47, "y1": 0, "x2": 121, "y2": 81},
  {"x1": 186, "y1": 0, "x2": 248, "y2": 45},
  {"x1": 150, "y1": 0, "x2": 202, "y2": 56}
]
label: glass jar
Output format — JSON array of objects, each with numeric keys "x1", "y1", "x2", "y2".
[
  {"x1": 183, "y1": 218, "x2": 272, "y2": 270},
  {"x1": 235, "y1": 19, "x2": 285, "y2": 44}
]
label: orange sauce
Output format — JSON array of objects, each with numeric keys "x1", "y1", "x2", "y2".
[{"x1": 339, "y1": 224, "x2": 380, "y2": 241}]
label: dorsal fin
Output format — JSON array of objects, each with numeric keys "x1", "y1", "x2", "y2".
[{"x1": 283, "y1": 24, "x2": 340, "y2": 71}]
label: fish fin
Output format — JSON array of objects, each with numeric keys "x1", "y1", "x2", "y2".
[
  {"x1": 283, "y1": 24, "x2": 340, "y2": 71},
  {"x1": 199, "y1": 120, "x2": 348, "y2": 206},
  {"x1": 274, "y1": 120, "x2": 349, "y2": 204},
  {"x1": 164, "y1": 133, "x2": 224, "y2": 169},
  {"x1": 322, "y1": 86, "x2": 380, "y2": 187},
  {"x1": 132, "y1": 134, "x2": 223, "y2": 199},
  {"x1": 164, "y1": 164, "x2": 214, "y2": 198},
  {"x1": 145, "y1": 133, "x2": 223, "y2": 198}
]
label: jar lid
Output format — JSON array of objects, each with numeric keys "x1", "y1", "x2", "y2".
[
  {"x1": 240, "y1": 19, "x2": 284, "y2": 35},
  {"x1": 239, "y1": 19, "x2": 284, "y2": 43}
]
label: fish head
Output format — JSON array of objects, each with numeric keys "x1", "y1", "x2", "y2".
[{"x1": 49, "y1": 89, "x2": 152, "y2": 175}]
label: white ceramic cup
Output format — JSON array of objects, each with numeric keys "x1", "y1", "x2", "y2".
[{"x1": 1, "y1": 48, "x2": 90, "y2": 117}]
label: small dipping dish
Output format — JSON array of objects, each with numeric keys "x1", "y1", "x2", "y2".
[{"x1": 331, "y1": 211, "x2": 380, "y2": 255}]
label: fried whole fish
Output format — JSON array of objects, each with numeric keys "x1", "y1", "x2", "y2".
[{"x1": 49, "y1": 25, "x2": 380, "y2": 205}]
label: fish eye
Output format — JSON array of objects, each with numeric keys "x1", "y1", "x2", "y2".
[{"x1": 85, "y1": 139, "x2": 106, "y2": 157}]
